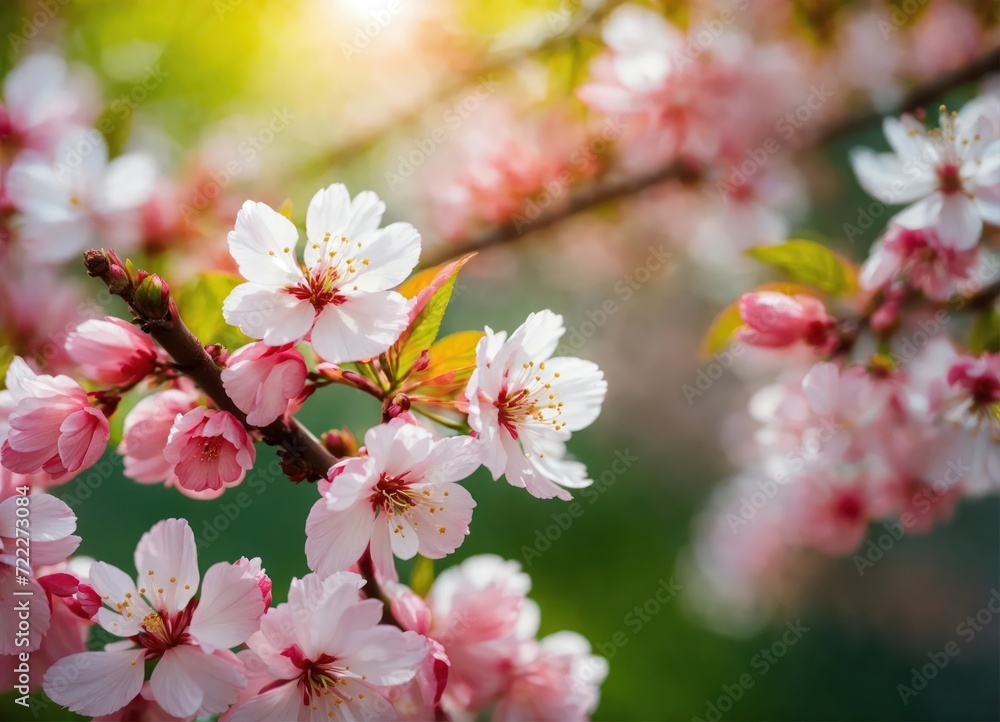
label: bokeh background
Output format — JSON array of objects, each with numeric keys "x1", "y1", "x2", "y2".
[{"x1": 1, "y1": 1, "x2": 998, "y2": 720}]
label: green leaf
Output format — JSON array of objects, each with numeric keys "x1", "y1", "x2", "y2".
[
  {"x1": 410, "y1": 555, "x2": 434, "y2": 598},
  {"x1": 393, "y1": 254, "x2": 475, "y2": 378},
  {"x1": 175, "y1": 272, "x2": 252, "y2": 350},
  {"x1": 700, "y1": 301, "x2": 743, "y2": 357},
  {"x1": 747, "y1": 240, "x2": 858, "y2": 296},
  {"x1": 970, "y1": 309, "x2": 1000, "y2": 354}
]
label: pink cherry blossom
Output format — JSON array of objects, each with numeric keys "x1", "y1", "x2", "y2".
[
  {"x1": 494, "y1": 632, "x2": 607, "y2": 722},
  {"x1": 43, "y1": 519, "x2": 269, "y2": 718},
  {"x1": 6, "y1": 129, "x2": 157, "y2": 263},
  {"x1": 860, "y1": 224, "x2": 979, "y2": 301},
  {"x1": 226, "y1": 571, "x2": 427, "y2": 721},
  {"x1": 163, "y1": 408, "x2": 256, "y2": 495},
  {"x1": 65, "y1": 316, "x2": 160, "y2": 387},
  {"x1": 0, "y1": 53, "x2": 98, "y2": 155},
  {"x1": 737, "y1": 292, "x2": 835, "y2": 350},
  {"x1": 850, "y1": 96, "x2": 1000, "y2": 250},
  {"x1": 466, "y1": 310, "x2": 607, "y2": 500},
  {"x1": 221, "y1": 342, "x2": 307, "y2": 426},
  {"x1": 0, "y1": 357, "x2": 109, "y2": 477},
  {"x1": 0, "y1": 492, "x2": 81, "y2": 654},
  {"x1": 306, "y1": 419, "x2": 481, "y2": 581},
  {"x1": 421, "y1": 555, "x2": 533, "y2": 713},
  {"x1": 118, "y1": 386, "x2": 213, "y2": 498},
  {"x1": 790, "y1": 471, "x2": 888, "y2": 555},
  {"x1": 222, "y1": 184, "x2": 420, "y2": 363}
]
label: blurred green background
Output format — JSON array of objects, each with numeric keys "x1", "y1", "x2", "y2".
[{"x1": 1, "y1": 1, "x2": 998, "y2": 720}]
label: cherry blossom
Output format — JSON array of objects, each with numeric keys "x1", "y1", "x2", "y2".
[
  {"x1": 850, "y1": 96, "x2": 1000, "y2": 250},
  {"x1": 306, "y1": 419, "x2": 480, "y2": 581},
  {"x1": 6, "y1": 129, "x2": 156, "y2": 263},
  {"x1": 43, "y1": 519, "x2": 269, "y2": 718},
  {"x1": 222, "y1": 184, "x2": 421, "y2": 363},
  {"x1": 221, "y1": 342, "x2": 307, "y2": 426},
  {"x1": 226, "y1": 571, "x2": 427, "y2": 721},
  {"x1": 494, "y1": 632, "x2": 607, "y2": 722},
  {"x1": 163, "y1": 408, "x2": 256, "y2": 494},
  {"x1": 737, "y1": 292, "x2": 835, "y2": 350},
  {"x1": 466, "y1": 310, "x2": 607, "y2": 500},
  {"x1": 0, "y1": 357, "x2": 109, "y2": 478},
  {"x1": 0, "y1": 492, "x2": 81, "y2": 654},
  {"x1": 118, "y1": 386, "x2": 207, "y2": 497},
  {"x1": 0, "y1": 53, "x2": 98, "y2": 156},
  {"x1": 860, "y1": 224, "x2": 980, "y2": 301},
  {"x1": 65, "y1": 316, "x2": 161, "y2": 387}
]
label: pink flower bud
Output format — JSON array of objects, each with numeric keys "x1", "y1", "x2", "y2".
[
  {"x1": 737, "y1": 292, "x2": 834, "y2": 349},
  {"x1": 220, "y1": 342, "x2": 307, "y2": 427},
  {"x1": 322, "y1": 427, "x2": 358, "y2": 458},
  {"x1": 66, "y1": 317, "x2": 159, "y2": 386},
  {"x1": 163, "y1": 408, "x2": 256, "y2": 493}
]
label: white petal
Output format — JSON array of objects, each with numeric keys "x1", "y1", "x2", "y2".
[
  {"x1": 350, "y1": 222, "x2": 422, "y2": 292},
  {"x1": 43, "y1": 649, "x2": 145, "y2": 717},
  {"x1": 545, "y1": 357, "x2": 607, "y2": 431},
  {"x1": 150, "y1": 645, "x2": 246, "y2": 718},
  {"x1": 937, "y1": 193, "x2": 983, "y2": 250},
  {"x1": 223, "y1": 283, "x2": 315, "y2": 345},
  {"x1": 133, "y1": 518, "x2": 200, "y2": 614},
  {"x1": 227, "y1": 682, "x2": 304, "y2": 722},
  {"x1": 89, "y1": 561, "x2": 149, "y2": 637},
  {"x1": 849, "y1": 148, "x2": 935, "y2": 204},
  {"x1": 228, "y1": 200, "x2": 303, "y2": 286},
  {"x1": 189, "y1": 562, "x2": 265, "y2": 651},
  {"x1": 309, "y1": 291, "x2": 408, "y2": 363},
  {"x1": 96, "y1": 153, "x2": 157, "y2": 213},
  {"x1": 305, "y1": 498, "x2": 375, "y2": 576}
]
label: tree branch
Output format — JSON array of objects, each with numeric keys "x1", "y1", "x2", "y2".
[
  {"x1": 83, "y1": 250, "x2": 338, "y2": 483},
  {"x1": 421, "y1": 46, "x2": 1000, "y2": 268}
]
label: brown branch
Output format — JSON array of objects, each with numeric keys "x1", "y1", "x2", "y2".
[
  {"x1": 308, "y1": 0, "x2": 623, "y2": 171},
  {"x1": 421, "y1": 46, "x2": 1000, "y2": 269},
  {"x1": 83, "y1": 250, "x2": 338, "y2": 483}
]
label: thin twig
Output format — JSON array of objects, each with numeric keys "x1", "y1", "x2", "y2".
[
  {"x1": 421, "y1": 47, "x2": 1000, "y2": 268},
  {"x1": 83, "y1": 250, "x2": 338, "y2": 483}
]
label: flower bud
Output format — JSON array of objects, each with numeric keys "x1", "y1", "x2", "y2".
[
  {"x1": 383, "y1": 392, "x2": 411, "y2": 420},
  {"x1": 107, "y1": 264, "x2": 130, "y2": 294},
  {"x1": 133, "y1": 273, "x2": 170, "y2": 320},
  {"x1": 322, "y1": 427, "x2": 359, "y2": 458},
  {"x1": 737, "y1": 292, "x2": 834, "y2": 350}
]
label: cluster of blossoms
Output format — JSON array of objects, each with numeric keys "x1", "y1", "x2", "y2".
[
  {"x1": 686, "y1": 93, "x2": 1000, "y2": 628},
  {"x1": 1, "y1": 167, "x2": 608, "y2": 717}
]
